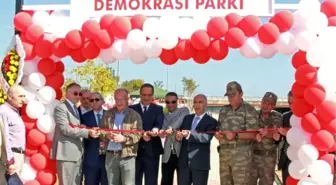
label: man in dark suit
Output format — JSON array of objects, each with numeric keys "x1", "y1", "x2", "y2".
[
  {"x1": 176, "y1": 94, "x2": 217, "y2": 185},
  {"x1": 129, "y1": 83, "x2": 164, "y2": 185},
  {"x1": 82, "y1": 92, "x2": 108, "y2": 185}
]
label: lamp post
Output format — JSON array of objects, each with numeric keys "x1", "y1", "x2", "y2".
[{"x1": 15, "y1": 0, "x2": 24, "y2": 35}]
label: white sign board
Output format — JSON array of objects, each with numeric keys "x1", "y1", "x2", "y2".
[{"x1": 70, "y1": 0, "x2": 275, "y2": 18}]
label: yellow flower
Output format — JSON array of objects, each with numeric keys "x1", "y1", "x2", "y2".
[
  {"x1": 9, "y1": 66, "x2": 17, "y2": 73},
  {"x1": 14, "y1": 55, "x2": 19, "y2": 60},
  {"x1": 6, "y1": 72, "x2": 11, "y2": 76},
  {"x1": 0, "y1": 99, "x2": 4, "y2": 104},
  {"x1": 3, "y1": 95, "x2": 7, "y2": 99},
  {"x1": 8, "y1": 79, "x2": 15, "y2": 86},
  {"x1": 10, "y1": 56, "x2": 14, "y2": 60},
  {"x1": 0, "y1": 92, "x2": 2, "y2": 97},
  {"x1": 12, "y1": 73, "x2": 17, "y2": 79},
  {"x1": 10, "y1": 60, "x2": 15, "y2": 65},
  {"x1": 14, "y1": 61, "x2": 19, "y2": 66}
]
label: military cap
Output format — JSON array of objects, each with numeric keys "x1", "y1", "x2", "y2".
[
  {"x1": 225, "y1": 81, "x2": 243, "y2": 96},
  {"x1": 262, "y1": 92, "x2": 278, "y2": 104}
]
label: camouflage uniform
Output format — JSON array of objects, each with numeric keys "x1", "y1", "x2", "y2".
[
  {"x1": 250, "y1": 92, "x2": 282, "y2": 185},
  {"x1": 218, "y1": 81, "x2": 260, "y2": 185}
]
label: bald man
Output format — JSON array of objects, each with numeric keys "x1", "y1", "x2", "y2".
[{"x1": 0, "y1": 85, "x2": 26, "y2": 184}]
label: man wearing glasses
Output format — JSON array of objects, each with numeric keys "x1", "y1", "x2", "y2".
[
  {"x1": 158, "y1": 92, "x2": 189, "y2": 185},
  {"x1": 51, "y1": 83, "x2": 99, "y2": 185},
  {"x1": 79, "y1": 89, "x2": 92, "y2": 114},
  {"x1": 82, "y1": 92, "x2": 108, "y2": 185}
]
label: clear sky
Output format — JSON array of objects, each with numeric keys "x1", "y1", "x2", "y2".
[{"x1": 0, "y1": 0, "x2": 309, "y2": 97}]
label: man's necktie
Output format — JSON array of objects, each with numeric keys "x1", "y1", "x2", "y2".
[
  {"x1": 191, "y1": 117, "x2": 200, "y2": 132},
  {"x1": 73, "y1": 105, "x2": 79, "y2": 118},
  {"x1": 97, "y1": 113, "x2": 101, "y2": 126},
  {"x1": 143, "y1": 106, "x2": 147, "y2": 113}
]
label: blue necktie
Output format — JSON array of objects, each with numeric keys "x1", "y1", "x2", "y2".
[
  {"x1": 96, "y1": 113, "x2": 101, "y2": 126},
  {"x1": 191, "y1": 117, "x2": 200, "y2": 132}
]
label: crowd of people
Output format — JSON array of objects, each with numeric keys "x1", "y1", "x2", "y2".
[{"x1": 0, "y1": 81, "x2": 335, "y2": 185}]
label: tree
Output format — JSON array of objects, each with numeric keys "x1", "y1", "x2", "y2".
[
  {"x1": 120, "y1": 79, "x2": 144, "y2": 92},
  {"x1": 153, "y1": 80, "x2": 164, "y2": 89},
  {"x1": 181, "y1": 77, "x2": 199, "y2": 97},
  {"x1": 64, "y1": 60, "x2": 119, "y2": 97}
]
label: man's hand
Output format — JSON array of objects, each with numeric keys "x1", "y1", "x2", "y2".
[
  {"x1": 256, "y1": 134, "x2": 263, "y2": 142},
  {"x1": 225, "y1": 131, "x2": 236, "y2": 141},
  {"x1": 112, "y1": 133, "x2": 125, "y2": 143},
  {"x1": 166, "y1": 127, "x2": 173, "y2": 135},
  {"x1": 273, "y1": 133, "x2": 281, "y2": 141},
  {"x1": 182, "y1": 130, "x2": 190, "y2": 137},
  {"x1": 149, "y1": 128, "x2": 159, "y2": 137},
  {"x1": 79, "y1": 124, "x2": 87, "y2": 128},
  {"x1": 176, "y1": 132, "x2": 183, "y2": 141},
  {"x1": 7, "y1": 165, "x2": 15, "y2": 175},
  {"x1": 259, "y1": 128, "x2": 268, "y2": 137},
  {"x1": 215, "y1": 132, "x2": 224, "y2": 141},
  {"x1": 143, "y1": 132, "x2": 151, "y2": 142},
  {"x1": 278, "y1": 128, "x2": 288, "y2": 136},
  {"x1": 107, "y1": 132, "x2": 114, "y2": 140},
  {"x1": 158, "y1": 130, "x2": 166, "y2": 138},
  {"x1": 89, "y1": 129, "x2": 99, "y2": 138}
]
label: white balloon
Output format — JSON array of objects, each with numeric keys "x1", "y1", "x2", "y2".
[
  {"x1": 308, "y1": 160, "x2": 332, "y2": 183},
  {"x1": 23, "y1": 85, "x2": 37, "y2": 103},
  {"x1": 45, "y1": 99, "x2": 60, "y2": 116},
  {"x1": 126, "y1": 29, "x2": 146, "y2": 50},
  {"x1": 99, "y1": 47, "x2": 116, "y2": 64},
  {"x1": 317, "y1": 63, "x2": 336, "y2": 93},
  {"x1": 111, "y1": 40, "x2": 130, "y2": 60},
  {"x1": 159, "y1": 16, "x2": 179, "y2": 37},
  {"x1": 32, "y1": 10, "x2": 50, "y2": 30},
  {"x1": 318, "y1": 27, "x2": 336, "y2": 45},
  {"x1": 21, "y1": 163, "x2": 37, "y2": 183},
  {"x1": 44, "y1": 33, "x2": 56, "y2": 42},
  {"x1": 289, "y1": 160, "x2": 309, "y2": 180},
  {"x1": 158, "y1": 34, "x2": 179, "y2": 50},
  {"x1": 295, "y1": 31, "x2": 317, "y2": 52},
  {"x1": 275, "y1": 32, "x2": 297, "y2": 55},
  {"x1": 260, "y1": 44, "x2": 277, "y2": 58},
  {"x1": 298, "y1": 177, "x2": 319, "y2": 185},
  {"x1": 27, "y1": 72, "x2": 46, "y2": 90},
  {"x1": 47, "y1": 130, "x2": 55, "y2": 141},
  {"x1": 240, "y1": 37, "x2": 263, "y2": 58},
  {"x1": 143, "y1": 18, "x2": 160, "y2": 39},
  {"x1": 287, "y1": 145, "x2": 300, "y2": 161},
  {"x1": 26, "y1": 100, "x2": 46, "y2": 119},
  {"x1": 144, "y1": 39, "x2": 162, "y2": 58},
  {"x1": 290, "y1": 114, "x2": 302, "y2": 128},
  {"x1": 23, "y1": 58, "x2": 39, "y2": 75},
  {"x1": 287, "y1": 127, "x2": 308, "y2": 148},
  {"x1": 130, "y1": 48, "x2": 148, "y2": 64},
  {"x1": 305, "y1": 12, "x2": 328, "y2": 35},
  {"x1": 178, "y1": 18, "x2": 194, "y2": 39},
  {"x1": 293, "y1": 10, "x2": 309, "y2": 29},
  {"x1": 297, "y1": 0, "x2": 321, "y2": 19},
  {"x1": 193, "y1": 16, "x2": 210, "y2": 30},
  {"x1": 298, "y1": 144, "x2": 319, "y2": 166},
  {"x1": 37, "y1": 114, "x2": 55, "y2": 134},
  {"x1": 36, "y1": 86, "x2": 56, "y2": 104}
]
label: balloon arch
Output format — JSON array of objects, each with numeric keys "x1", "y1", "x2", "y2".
[{"x1": 1, "y1": 0, "x2": 335, "y2": 185}]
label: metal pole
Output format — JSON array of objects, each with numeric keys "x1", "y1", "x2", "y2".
[{"x1": 15, "y1": 0, "x2": 24, "y2": 35}]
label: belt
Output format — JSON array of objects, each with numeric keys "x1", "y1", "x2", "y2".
[
  {"x1": 253, "y1": 149, "x2": 276, "y2": 156},
  {"x1": 220, "y1": 142, "x2": 251, "y2": 149},
  {"x1": 11, "y1": 148, "x2": 24, "y2": 154},
  {"x1": 107, "y1": 150, "x2": 122, "y2": 155}
]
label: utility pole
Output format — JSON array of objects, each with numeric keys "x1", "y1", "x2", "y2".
[{"x1": 15, "y1": 0, "x2": 24, "y2": 35}]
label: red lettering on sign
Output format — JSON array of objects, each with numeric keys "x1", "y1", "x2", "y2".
[
  {"x1": 94, "y1": 0, "x2": 104, "y2": 10},
  {"x1": 153, "y1": 0, "x2": 162, "y2": 9},
  {"x1": 196, "y1": 0, "x2": 205, "y2": 9},
  {"x1": 115, "y1": 0, "x2": 127, "y2": 10},
  {"x1": 205, "y1": 0, "x2": 215, "y2": 9},
  {"x1": 175, "y1": 0, "x2": 184, "y2": 9},
  {"x1": 129, "y1": 0, "x2": 140, "y2": 10},
  {"x1": 163, "y1": 0, "x2": 173, "y2": 9},
  {"x1": 106, "y1": 0, "x2": 112, "y2": 10},
  {"x1": 142, "y1": 0, "x2": 152, "y2": 10}
]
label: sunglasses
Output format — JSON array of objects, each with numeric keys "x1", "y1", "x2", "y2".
[
  {"x1": 90, "y1": 98, "x2": 101, "y2": 102},
  {"x1": 73, "y1": 92, "x2": 82, "y2": 96},
  {"x1": 165, "y1": 100, "x2": 177, "y2": 104}
]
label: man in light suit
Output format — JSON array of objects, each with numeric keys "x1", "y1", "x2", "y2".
[
  {"x1": 50, "y1": 83, "x2": 99, "y2": 185},
  {"x1": 176, "y1": 94, "x2": 217, "y2": 185},
  {"x1": 158, "y1": 92, "x2": 189, "y2": 185},
  {"x1": 82, "y1": 92, "x2": 108, "y2": 185}
]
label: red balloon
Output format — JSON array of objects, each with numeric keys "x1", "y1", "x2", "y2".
[
  {"x1": 46, "y1": 71, "x2": 64, "y2": 89},
  {"x1": 55, "y1": 88, "x2": 63, "y2": 100},
  {"x1": 237, "y1": 15, "x2": 261, "y2": 37},
  {"x1": 27, "y1": 129, "x2": 46, "y2": 147},
  {"x1": 52, "y1": 38, "x2": 71, "y2": 58},
  {"x1": 304, "y1": 83, "x2": 326, "y2": 106},
  {"x1": 20, "y1": 32, "x2": 29, "y2": 43},
  {"x1": 65, "y1": 30, "x2": 85, "y2": 49},
  {"x1": 286, "y1": 176, "x2": 299, "y2": 185},
  {"x1": 23, "y1": 115, "x2": 37, "y2": 131},
  {"x1": 109, "y1": 16, "x2": 132, "y2": 39},
  {"x1": 323, "y1": 119, "x2": 336, "y2": 134},
  {"x1": 258, "y1": 23, "x2": 280, "y2": 45},
  {"x1": 206, "y1": 17, "x2": 229, "y2": 39},
  {"x1": 327, "y1": 142, "x2": 336, "y2": 153},
  {"x1": 13, "y1": 12, "x2": 33, "y2": 32},
  {"x1": 190, "y1": 30, "x2": 211, "y2": 50},
  {"x1": 291, "y1": 50, "x2": 308, "y2": 69},
  {"x1": 321, "y1": 0, "x2": 336, "y2": 18},
  {"x1": 270, "y1": 11, "x2": 294, "y2": 32},
  {"x1": 81, "y1": 41, "x2": 100, "y2": 59},
  {"x1": 36, "y1": 170, "x2": 57, "y2": 185},
  {"x1": 30, "y1": 153, "x2": 47, "y2": 171},
  {"x1": 291, "y1": 98, "x2": 314, "y2": 117},
  {"x1": 301, "y1": 112, "x2": 321, "y2": 134},
  {"x1": 130, "y1": 14, "x2": 147, "y2": 30},
  {"x1": 316, "y1": 100, "x2": 336, "y2": 123},
  {"x1": 81, "y1": 20, "x2": 101, "y2": 40},
  {"x1": 39, "y1": 142, "x2": 51, "y2": 158},
  {"x1": 174, "y1": 40, "x2": 195, "y2": 60},
  {"x1": 193, "y1": 50, "x2": 210, "y2": 64},
  {"x1": 328, "y1": 16, "x2": 336, "y2": 26},
  {"x1": 291, "y1": 82, "x2": 306, "y2": 99},
  {"x1": 99, "y1": 14, "x2": 116, "y2": 30},
  {"x1": 22, "y1": 42, "x2": 36, "y2": 60},
  {"x1": 21, "y1": 10, "x2": 34, "y2": 16},
  {"x1": 311, "y1": 130, "x2": 335, "y2": 151},
  {"x1": 34, "y1": 39, "x2": 53, "y2": 59},
  {"x1": 38, "y1": 58, "x2": 56, "y2": 76},
  {"x1": 45, "y1": 159, "x2": 57, "y2": 173},
  {"x1": 25, "y1": 142, "x2": 39, "y2": 157},
  {"x1": 160, "y1": 49, "x2": 178, "y2": 65},
  {"x1": 225, "y1": 13, "x2": 242, "y2": 28},
  {"x1": 208, "y1": 39, "x2": 229, "y2": 61},
  {"x1": 55, "y1": 61, "x2": 65, "y2": 73},
  {"x1": 224, "y1": 28, "x2": 246, "y2": 48},
  {"x1": 94, "y1": 29, "x2": 113, "y2": 49},
  {"x1": 70, "y1": 48, "x2": 87, "y2": 63},
  {"x1": 26, "y1": 25, "x2": 44, "y2": 44},
  {"x1": 24, "y1": 180, "x2": 40, "y2": 185},
  {"x1": 295, "y1": 64, "x2": 318, "y2": 86},
  {"x1": 319, "y1": 154, "x2": 335, "y2": 174}
]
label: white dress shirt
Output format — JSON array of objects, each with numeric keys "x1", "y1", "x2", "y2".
[
  {"x1": 140, "y1": 103, "x2": 149, "y2": 113},
  {"x1": 66, "y1": 99, "x2": 79, "y2": 117},
  {"x1": 93, "y1": 109, "x2": 104, "y2": 126}
]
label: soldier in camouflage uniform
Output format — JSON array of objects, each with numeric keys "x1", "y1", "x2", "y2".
[
  {"x1": 250, "y1": 92, "x2": 282, "y2": 185},
  {"x1": 215, "y1": 81, "x2": 260, "y2": 185}
]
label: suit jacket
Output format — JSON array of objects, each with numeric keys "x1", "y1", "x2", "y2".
[
  {"x1": 50, "y1": 101, "x2": 89, "y2": 161},
  {"x1": 162, "y1": 107, "x2": 189, "y2": 163},
  {"x1": 129, "y1": 103, "x2": 164, "y2": 157},
  {"x1": 100, "y1": 107, "x2": 143, "y2": 158},
  {"x1": 82, "y1": 110, "x2": 104, "y2": 167},
  {"x1": 278, "y1": 111, "x2": 292, "y2": 169},
  {"x1": 0, "y1": 118, "x2": 6, "y2": 163},
  {"x1": 178, "y1": 114, "x2": 217, "y2": 170}
]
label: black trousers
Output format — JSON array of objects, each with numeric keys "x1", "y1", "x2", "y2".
[
  {"x1": 282, "y1": 159, "x2": 291, "y2": 185},
  {"x1": 161, "y1": 153, "x2": 178, "y2": 185}
]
